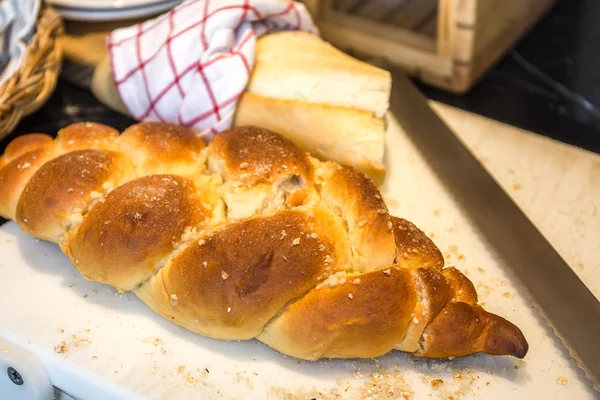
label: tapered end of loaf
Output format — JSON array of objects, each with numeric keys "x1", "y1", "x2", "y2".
[
  {"x1": 416, "y1": 302, "x2": 529, "y2": 359},
  {"x1": 481, "y1": 311, "x2": 529, "y2": 359}
]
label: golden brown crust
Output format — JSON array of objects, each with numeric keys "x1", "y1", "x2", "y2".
[
  {"x1": 317, "y1": 163, "x2": 396, "y2": 272},
  {"x1": 63, "y1": 175, "x2": 212, "y2": 291},
  {"x1": 442, "y1": 267, "x2": 478, "y2": 305},
  {"x1": 136, "y1": 208, "x2": 347, "y2": 340},
  {"x1": 391, "y1": 217, "x2": 444, "y2": 270},
  {"x1": 0, "y1": 148, "x2": 55, "y2": 219},
  {"x1": 208, "y1": 126, "x2": 312, "y2": 187},
  {"x1": 4, "y1": 134, "x2": 54, "y2": 161},
  {"x1": 16, "y1": 150, "x2": 134, "y2": 242},
  {"x1": 0, "y1": 123, "x2": 528, "y2": 362},
  {"x1": 258, "y1": 266, "x2": 417, "y2": 360},
  {"x1": 119, "y1": 122, "x2": 206, "y2": 176},
  {"x1": 55, "y1": 122, "x2": 119, "y2": 151},
  {"x1": 417, "y1": 302, "x2": 528, "y2": 359},
  {"x1": 395, "y1": 267, "x2": 453, "y2": 352}
]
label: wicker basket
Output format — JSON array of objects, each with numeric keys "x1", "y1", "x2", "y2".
[{"x1": 0, "y1": 6, "x2": 64, "y2": 141}]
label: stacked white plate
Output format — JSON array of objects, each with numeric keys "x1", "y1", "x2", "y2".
[{"x1": 47, "y1": 0, "x2": 183, "y2": 22}]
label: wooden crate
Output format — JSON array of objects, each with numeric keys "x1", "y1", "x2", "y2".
[{"x1": 302, "y1": 0, "x2": 558, "y2": 93}]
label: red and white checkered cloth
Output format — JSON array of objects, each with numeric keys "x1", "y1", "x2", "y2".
[{"x1": 107, "y1": 0, "x2": 317, "y2": 139}]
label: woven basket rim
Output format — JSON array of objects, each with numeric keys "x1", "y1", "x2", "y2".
[{"x1": 0, "y1": 6, "x2": 64, "y2": 141}]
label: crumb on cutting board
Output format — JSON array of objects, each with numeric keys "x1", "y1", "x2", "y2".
[
  {"x1": 54, "y1": 341, "x2": 68, "y2": 354},
  {"x1": 431, "y1": 379, "x2": 444, "y2": 388}
]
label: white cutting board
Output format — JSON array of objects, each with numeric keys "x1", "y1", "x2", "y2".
[{"x1": 0, "y1": 115, "x2": 598, "y2": 400}]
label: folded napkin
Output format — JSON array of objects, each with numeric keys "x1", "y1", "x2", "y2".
[
  {"x1": 0, "y1": 0, "x2": 40, "y2": 87},
  {"x1": 107, "y1": 0, "x2": 317, "y2": 139}
]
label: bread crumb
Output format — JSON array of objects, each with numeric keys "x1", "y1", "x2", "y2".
[
  {"x1": 291, "y1": 237, "x2": 300, "y2": 246},
  {"x1": 239, "y1": 162, "x2": 249, "y2": 169},
  {"x1": 73, "y1": 337, "x2": 90, "y2": 348},
  {"x1": 133, "y1": 212, "x2": 143, "y2": 221},
  {"x1": 387, "y1": 221, "x2": 393, "y2": 230},
  {"x1": 348, "y1": 293, "x2": 354, "y2": 299},
  {"x1": 353, "y1": 278, "x2": 361, "y2": 285},
  {"x1": 198, "y1": 239, "x2": 206, "y2": 246},
  {"x1": 323, "y1": 255, "x2": 333, "y2": 265},
  {"x1": 54, "y1": 341, "x2": 68, "y2": 353},
  {"x1": 202, "y1": 261, "x2": 208, "y2": 268},
  {"x1": 170, "y1": 294, "x2": 178, "y2": 306},
  {"x1": 412, "y1": 317, "x2": 420, "y2": 324},
  {"x1": 91, "y1": 356, "x2": 98, "y2": 360},
  {"x1": 513, "y1": 183, "x2": 522, "y2": 191},
  {"x1": 280, "y1": 230, "x2": 287, "y2": 240},
  {"x1": 67, "y1": 188, "x2": 74, "y2": 193},
  {"x1": 221, "y1": 271, "x2": 230, "y2": 280},
  {"x1": 383, "y1": 269, "x2": 391, "y2": 276},
  {"x1": 319, "y1": 244, "x2": 326, "y2": 252},
  {"x1": 227, "y1": 307, "x2": 231, "y2": 313},
  {"x1": 310, "y1": 232, "x2": 319, "y2": 239},
  {"x1": 1, "y1": 347, "x2": 9, "y2": 353},
  {"x1": 143, "y1": 337, "x2": 164, "y2": 346},
  {"x1": 358, "y1": 220, "x2": 368, "y2": 228},
  {"x1": 557, "y1": 377, "x2": 568, "y2": 385},
  {"x1": 431, "y1": 379, "x2": 443, "y2": 388},
  {"x1": 503, "y1": 292, "x2": 512, "y2": 298}
]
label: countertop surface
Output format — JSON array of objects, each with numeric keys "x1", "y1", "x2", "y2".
[{"x1": 429, "y1": 101, "x2": 600, "y2": 299}]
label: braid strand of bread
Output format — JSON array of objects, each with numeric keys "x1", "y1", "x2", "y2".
[{"x1": 0, "y1": 122, "x2": 528, "y2": 360}]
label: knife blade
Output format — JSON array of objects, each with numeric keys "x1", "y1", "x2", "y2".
[{"x1": 384, "y1": 65, "x2": 600, "y2": 390}]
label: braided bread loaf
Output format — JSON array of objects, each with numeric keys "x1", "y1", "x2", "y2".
[{"x1": 0, "y1": 122, "x2": 528, "y2": 360}]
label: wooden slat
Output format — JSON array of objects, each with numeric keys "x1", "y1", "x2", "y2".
[
  {"x1": 455, "y1": 0, "x2": 477, "y2": 26},
  {"x1": 453, "y1": 26, "x2": 476, "y2": 63},
  {"x1": 437, "y1": 0, "x2": 457, "y2": 59},
  {"x1": 415, "y1": 11, "x2": 438, "y2": 39},
  {"x1": 332, "y1": 0, "x2": 363, "y2": 12},
  {"x1": 473, "y1": 0, "x2": 556, "y2": 56},
  {"x1": 319, "y1": 21, "x2": 452, "y2": 78},
  {"x1": 476, "y1": 0, "x2": 500, "y2": 25},
  {"x1": 322, "y1": 4, "x2": 437, "y2": 52},
  {"x1": 350, "y1": 0, "x2": 405, "y2": 20},
  {"x1": 468, "y1": 0, "x2": 558, "y2": 86},
  {"x1": 386, "y1": 0, "x2": 437, "y2": 30}
]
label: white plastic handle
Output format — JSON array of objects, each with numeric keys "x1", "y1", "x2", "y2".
[{"x1": 0, "y1": 336, "x2": 53, "y2": 400}]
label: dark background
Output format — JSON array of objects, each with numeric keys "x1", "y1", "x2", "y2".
[{"x1": 2, "y1": 0, "x2": 600, "y2": 155}]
